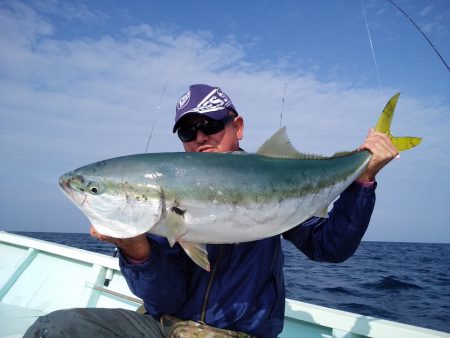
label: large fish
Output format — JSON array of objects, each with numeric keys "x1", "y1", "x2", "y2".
[{"x1": 59, "y1": 94, "x2": 421, "y2": 270}]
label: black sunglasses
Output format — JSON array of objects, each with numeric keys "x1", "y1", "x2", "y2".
[{"x1": 177, "y1": 115, "x2": 235, "y2": 142}]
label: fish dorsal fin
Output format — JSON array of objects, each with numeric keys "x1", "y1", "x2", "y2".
[
  {"x1": 256, "y1": 127, "x2": 326, "y2": 159},
  {"x1": 331, "y1": 150, "x2": 357, "y2": 157}
]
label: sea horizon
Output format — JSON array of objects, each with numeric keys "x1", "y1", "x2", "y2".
[{"x1": 5, "y1": 230, "x2": 450, "y2": 246}]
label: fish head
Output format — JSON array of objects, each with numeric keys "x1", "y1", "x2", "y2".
[{"x1": 59, "y1": 159, "x2": 164, "y2": 238}]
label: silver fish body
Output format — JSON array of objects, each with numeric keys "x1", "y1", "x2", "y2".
[{"x1": 59, "y1": 150, "x2": 370, "y2": 242}]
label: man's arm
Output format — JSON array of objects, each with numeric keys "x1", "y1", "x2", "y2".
[
  {"x1": 283, "y1": 181, "x2": 376, "y2": 262},
  {"x1": 90, "y1": 227, "x2": 188, "y2": 318},
  {"x1": 284, "y1": 129, "x2": 398, "y2": 262}
]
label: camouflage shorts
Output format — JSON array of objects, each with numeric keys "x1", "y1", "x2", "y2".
[{"x1": 160, "y1": 314, "x2": 254, "y2": 338}]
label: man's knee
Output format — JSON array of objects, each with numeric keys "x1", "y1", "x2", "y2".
[{"x1": 24, "y1": 309, "x2": 102, "y2": 338}]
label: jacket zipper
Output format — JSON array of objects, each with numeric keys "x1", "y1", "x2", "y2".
[{"x1": 200, "y1": 245, "x2": 223, "y2": 323}]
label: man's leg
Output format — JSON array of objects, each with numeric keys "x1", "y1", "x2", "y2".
[{"x1": 23, "y1": 308, "x2": 165, "y2": 338}]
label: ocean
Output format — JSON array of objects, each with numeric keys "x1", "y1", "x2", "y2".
[{"x1": 15, "y1": 232, "x2": 450, "y2": 333}]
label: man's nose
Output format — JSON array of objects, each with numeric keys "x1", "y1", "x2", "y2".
[{"x1": 196, "y1": 129, "x2": 209, "y2": 143}]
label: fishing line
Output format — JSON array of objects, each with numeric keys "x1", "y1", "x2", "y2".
[
  {"x1": 145, "y1": 84, "x2": 167, "y2": 153},
  {"x1": 361, "y1": 0, "x2": 383, "y2": 90},
  {"x1": 387, "y1": 0, "x2": 450, "y2": 73}
]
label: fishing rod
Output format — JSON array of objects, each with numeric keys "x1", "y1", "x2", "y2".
[
  {"x1": 280, "y1": 82, "x2": 287, "y2": 128},
  {"x1": 387, "y1": 0, "x2": 450, "y2": 73},
  {"x1": 144, "y1": 84, "x2": 168, "y2": 153}
]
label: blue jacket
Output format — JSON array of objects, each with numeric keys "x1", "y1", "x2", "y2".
[{"x1": 119, "y1": 182, "x2": 376, "y2": 338}]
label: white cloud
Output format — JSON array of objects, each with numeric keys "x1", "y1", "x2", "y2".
[
  {"x1": 0, "y1": 1, "x2": 449, "y2": 242},
  {"x1": 30, "y1": 0, "x2": 108, "y2": 25},
  {"x1": 419, "y1": 4, "x2": 434, "y2": 17}
]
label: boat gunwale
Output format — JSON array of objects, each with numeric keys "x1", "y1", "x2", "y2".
[{"x1": 0, "y1": 231, "x2": 120, "y2": 271}]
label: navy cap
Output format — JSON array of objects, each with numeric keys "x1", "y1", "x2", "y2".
[{"x1": 173, "y1": 84, "x2": 237, "y2": 132}]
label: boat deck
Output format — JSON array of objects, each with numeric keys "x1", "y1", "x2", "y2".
[{"x1": 1, "y1": 303, "x2": 45, "y2": 338}]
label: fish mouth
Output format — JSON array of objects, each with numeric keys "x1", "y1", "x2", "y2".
[
  {"x1": 58, "y1": 174, "x2": 70, "y2": 191},
  {"x1": 58, "y1": 174, "x2": 86, "y2": 206}
]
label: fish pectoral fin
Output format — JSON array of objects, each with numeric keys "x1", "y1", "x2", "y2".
[
  {"x1": 257, "y1": 127, "x2": 325, "y2": 159},
  {"x1": 179, "y1": 241, "x2": 211, "y2": 272},
  {"x1": 165, "y1": 205, "x2": 211, "y2": 271},
  {"x1": 313, "y1": 206, "x2": 329, "y2": 218},
  {"x1": 165, "y1": 208, "x2": 187, "y2": 247}
]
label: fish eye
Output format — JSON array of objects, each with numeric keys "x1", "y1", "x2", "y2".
[{"x1": 87, "y1": 182, "x2": 103, "y2": 195}]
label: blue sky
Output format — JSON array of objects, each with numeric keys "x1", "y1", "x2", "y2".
[{"x1": 0, "y1": 0, "x2": 449, "y2": 243}]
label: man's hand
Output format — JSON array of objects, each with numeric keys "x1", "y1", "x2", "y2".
[
  {"x1": 356, "y1": 129, "x2": 399, "y2": 183},
  {"x1": 90, "y1": 225, "x2": 151, "y2": 261}
]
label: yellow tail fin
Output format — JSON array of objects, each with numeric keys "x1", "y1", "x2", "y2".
[{"x1": 374, "y1": 93, "x2": 422, "y2": 152}]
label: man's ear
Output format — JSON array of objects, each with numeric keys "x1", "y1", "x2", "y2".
[{"x1": 234, "y1": 116, "x2": 244, "y2": 140}]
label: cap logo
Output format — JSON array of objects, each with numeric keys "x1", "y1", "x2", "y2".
[
  {"x1": 177, "y1": 90, "x2": 191, "y2": 110},
  {"x1": 194, "y1": 88, "x2": 230, "y2": 113}
]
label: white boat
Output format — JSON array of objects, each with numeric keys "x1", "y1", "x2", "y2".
[{"x1": 0, "y1": 231, "x2": 448, "y2": 338}]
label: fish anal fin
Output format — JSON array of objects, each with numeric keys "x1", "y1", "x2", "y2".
[
  {"x1": 313, "y1": 206, "x2": 329, "y2": 218},
  {"x1": 179, "y1": 241, "x2": 211, "y2": 272}
]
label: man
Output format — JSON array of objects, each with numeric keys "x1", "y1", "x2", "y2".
[{"x1": 25, "y1": 84, "x2": 398, "y2": 338}]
